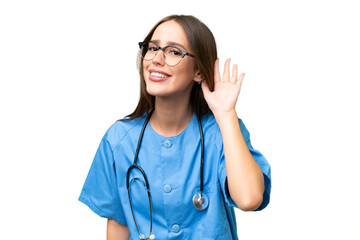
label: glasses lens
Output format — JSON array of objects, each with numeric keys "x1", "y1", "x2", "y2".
[
  {"x1": 164, "y1": 46, "x2": 182, "y2": 66},
  {"x1": 141, "y1": 42, "x2": 157, "y2": 61},
  {"x1": 140, "y1": 42, "x2": 184, "y2": 66}
]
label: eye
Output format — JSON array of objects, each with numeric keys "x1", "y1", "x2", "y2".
[
  {"x1": 147, "y1": 43, "x2": 159, "y2": 52},
  {"x1": 148, "y1": 47, "x2": 158, "y2": 52},
  {"x1": 170, "y1": 50, "x2": 181, "y2": 56},
  {"x1": 147, "y1": 46, "x2": 158, "y2": 52},
  {"x1": 168, "y1": 47, "x2": 182, "y2": 56}
]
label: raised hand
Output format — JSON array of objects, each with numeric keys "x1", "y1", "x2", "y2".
[{"x1": 201, "y1": 58, "x2": 245, "y2": 117}]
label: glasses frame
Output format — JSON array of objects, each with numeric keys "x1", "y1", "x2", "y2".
[{"x1": 139, "y1": 41, "x2": 195, "y2": 66}]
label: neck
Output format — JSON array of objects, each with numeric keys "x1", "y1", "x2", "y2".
[{"x1": 150, "y1": 95, "x2": 193, "y2": 137}]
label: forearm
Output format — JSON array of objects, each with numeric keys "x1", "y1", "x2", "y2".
[
  {"x1": 107, "y1": 219, "x2": 130, "y2": 240},
  {"x1": 215, "y1": 110, "x2": 264, "y2": 211}
]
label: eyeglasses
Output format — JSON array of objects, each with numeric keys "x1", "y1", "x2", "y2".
[{"x1": 139, "y1": 41, "x2": 195, "y2": 66}]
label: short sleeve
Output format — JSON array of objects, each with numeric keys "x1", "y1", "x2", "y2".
[
  {"x1": 218, "y1": 119, "x2": 271, "y2": 211},
  {"x1": 78, "y1": 132, "x2": 127, "y2": 224}
]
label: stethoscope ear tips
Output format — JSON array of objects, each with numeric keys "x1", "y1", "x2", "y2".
[{"x1": 193, "y1": 192, "x2": 209, "y2": 210}]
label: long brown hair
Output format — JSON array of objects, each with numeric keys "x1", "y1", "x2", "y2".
[{"x1": 122, "y1": 15, "x2": 217, "y2": 121}]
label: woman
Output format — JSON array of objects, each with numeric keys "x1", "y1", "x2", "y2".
[{"x1": 79, "y1": 15, "x2": 271, "y2": 239}]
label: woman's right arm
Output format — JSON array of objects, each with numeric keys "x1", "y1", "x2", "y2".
[{"x1": 107, "y1": 219, "x2": 130, "y2": 240}]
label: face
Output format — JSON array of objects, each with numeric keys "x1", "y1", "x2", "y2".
[{"x1": 142, "y1": 20, "x2": 201, "y2": 98}]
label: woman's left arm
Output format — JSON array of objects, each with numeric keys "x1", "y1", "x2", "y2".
[{"x1": 201, "y1": 58, "x2": 264, "y2": 211}]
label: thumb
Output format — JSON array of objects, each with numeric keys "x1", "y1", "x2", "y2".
[{"x1": 201, "y1": 81, "x2": 211, "y2": 96}]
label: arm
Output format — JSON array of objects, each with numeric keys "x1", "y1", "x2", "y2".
[
  {"x1": 107, "y1": 219, "x2": 130, "y2": 240},
  {"x1": 201, "y1": 58, "x2": 265, "y2": 211},
  {"x1": 215, "y1": 111, "x2": 264, "y2": 211}
]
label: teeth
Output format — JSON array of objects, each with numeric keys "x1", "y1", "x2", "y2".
[{"x1": 151, "y1": 72, "x2": 168, "y2": 78}]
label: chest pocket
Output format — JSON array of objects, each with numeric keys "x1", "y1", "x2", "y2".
[{"x1": 194, "y1": 183, "x2": 230, "y2": 239}]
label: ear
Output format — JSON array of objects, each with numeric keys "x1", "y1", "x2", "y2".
[{"x1": 194, "y1": 70, "x2": 202, "y2": 84}]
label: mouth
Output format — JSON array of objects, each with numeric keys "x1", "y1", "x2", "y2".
[{"x1": 149, "y1": 69, "x2": 171, "y2": 82}]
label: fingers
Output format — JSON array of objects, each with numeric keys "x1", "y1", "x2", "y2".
[
  {"x1": 216, "y1": 58, "x2": 245, "y2": 85},
  {"x1": 222, "y1": 58, "x2": 231, "y2": 82},
  {"x1": 237, "y1": 72, "x2": 245, "y2": 87},
  {"x1": 214, "y1": 59, "x2": 221, "y2": 84},
  {"x1": 230, "y1": 64, "x2": 238, "y2": 83}
]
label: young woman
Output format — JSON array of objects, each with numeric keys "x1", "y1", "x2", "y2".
[{"x1": 79, "y1": 15, "x2": 271, "y2": 240}]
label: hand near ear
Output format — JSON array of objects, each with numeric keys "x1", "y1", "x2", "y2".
[{"x1": 201, "y1": 58, "x2": 245, "y2": 117}]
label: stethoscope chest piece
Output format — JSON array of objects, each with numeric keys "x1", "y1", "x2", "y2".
[
  {"x1": 139, "y1": 233, "x2": 155, "y2": 239},
  {"x1": 192, "y1": 192, "x2": 209, "y2": 210}
]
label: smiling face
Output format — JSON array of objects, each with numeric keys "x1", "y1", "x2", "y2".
[{"x1": 142, "y1": 20, "x2": 201, "y2": 99}]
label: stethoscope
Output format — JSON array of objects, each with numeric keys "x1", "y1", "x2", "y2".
[{"x1": 126, "y1": 110, "x2": 209, "y2": 239}]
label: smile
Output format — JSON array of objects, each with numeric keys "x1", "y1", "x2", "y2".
[
  {"x1": 150, "y1": 72, "x2": 168, "y2": 78},
  {"x1": 148, "y1": 70, "x2": 171, "y2": 82}
]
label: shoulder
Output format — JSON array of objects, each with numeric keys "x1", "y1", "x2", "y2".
[
  {"x1": 201, "y1": 113, "x2": 250, "y2": 140},
  {"x1": 103, "y1": 115, "x2": 146, "y2": 151},
  {"x1": 201, "y1": 113, "x2": 218, "y2": 136}
]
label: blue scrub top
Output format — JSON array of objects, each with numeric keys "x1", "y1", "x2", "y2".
[{"x1": 79, "y1": 113, "x2": 271, "y2": 240}]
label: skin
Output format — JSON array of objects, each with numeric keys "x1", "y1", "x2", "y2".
[
  {"x1": 107, "y1": 219, "x2": 129, "y2": 240},
  {"x1": 202, "y1": 59, "x2": 264, "y2": 211},
  {"x1": 143, "y1": 20, "x2": 201, "y2": 136},
  {"x1": 107, "y1": 20, "x2": 265, "y2": 239}
]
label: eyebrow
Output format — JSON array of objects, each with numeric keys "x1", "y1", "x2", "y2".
[{"x1": 151, "y1": 40, "x2": 188, "y2": 51}]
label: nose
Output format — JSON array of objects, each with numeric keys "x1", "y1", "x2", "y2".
[{"x1": 152, "y1": 49, "x2": 166, "y2": 65}]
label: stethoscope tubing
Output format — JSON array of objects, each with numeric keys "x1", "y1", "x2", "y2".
[
  {"x1": 126, "y1": 111, "x2": 154, "y2": 238},
  {"x1": 126, "y1": 110, "x2": 207, "y2": 239},
  {"x1": 198, "y1": 112, "x2": 204, "y2": 194}
]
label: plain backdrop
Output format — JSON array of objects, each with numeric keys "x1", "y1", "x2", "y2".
[{"x1": 1, "y1": 0, "x2": 359, "y2": 239}]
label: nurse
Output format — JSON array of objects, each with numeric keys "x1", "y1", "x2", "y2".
[{"x1": 79, "y1": 15, "x2": 271, "y2": 239}]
